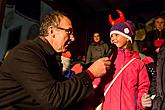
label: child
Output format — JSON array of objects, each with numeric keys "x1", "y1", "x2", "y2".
[{"x1": 91, "y1": 21, "x2": 152, "y2": 110}]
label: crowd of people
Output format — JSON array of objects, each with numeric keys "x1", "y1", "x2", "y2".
[{"x1": 0, "y1": 10, "x2": 165, "y2": 110}]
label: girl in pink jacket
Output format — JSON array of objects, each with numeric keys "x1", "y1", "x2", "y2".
[{"x1": 92, "y1": 21, "x2": 152, "y2": 110}]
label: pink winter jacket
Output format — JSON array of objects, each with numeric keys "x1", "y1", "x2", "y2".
[{"x1": 92, "y1": 48, "x2": 150, "y2": 110}]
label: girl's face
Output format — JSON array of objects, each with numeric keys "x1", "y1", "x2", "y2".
[
  {"x1": 93, "y1": 33, "x2": 100, "y2": 43},
  {"x1": 110, "y1": 33, "x2": 129, "y2": 48}
]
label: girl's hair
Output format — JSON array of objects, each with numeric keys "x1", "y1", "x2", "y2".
[
  {"x1": 126, "y1": 41, "x2": 133, "y2": 50},
  {"x1": 154, "y1": 15, "x2": 165, "y2": 21}
]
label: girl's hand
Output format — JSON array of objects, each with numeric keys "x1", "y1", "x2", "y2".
[{"x1": 141, "y1": 93, "x2": 152, "y2": 108}]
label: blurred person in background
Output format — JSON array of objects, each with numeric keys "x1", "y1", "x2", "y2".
[
  {"x1": 142, "y1": 16, "x2": 165, "y2": 62},
  {"x1": 86, "y1": 31, "x2": 109, "y2": 64},
  {"x1": 152, "y1": 41, "x2": 165, "y2": 110}
]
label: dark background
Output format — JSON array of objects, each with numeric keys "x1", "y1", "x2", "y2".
[{"x1": 1, "y1": 0, "x2": 165, "y2": 58}]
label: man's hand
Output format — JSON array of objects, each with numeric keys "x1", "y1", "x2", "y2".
[
  {"x1": 71, "y1": 63, "x2": 83, "y2": 74},
  {"x1": 87, "y1": 57, "x2": 111, "y2": 77},
  {"x1": 141, "y1": 93, "x2": 152, "y2": 109}
]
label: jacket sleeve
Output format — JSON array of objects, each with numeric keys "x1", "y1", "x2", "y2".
[
  {"x1": 104, "y1": 43, "x2": 109, "y2": 56},
  {"x1": 9, "y1": 46, "x2": 94, "y2": 110},
  {"x1": 86, "y1": 45, "x2": 92, "y2": 64},
  {"x1": 156, "y1": 42, "x2": 165, "y2": 97},
  {"x1": 136, "y1": 61, "x2": 150, "y2": 110}
]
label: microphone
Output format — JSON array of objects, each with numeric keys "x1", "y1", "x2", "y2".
[
  {"x1": 104, "y1": 44, "x2": 117, "y2": 57},
  {"x1": 83, "y1": 45, "x2": 116, "y2": 70}
]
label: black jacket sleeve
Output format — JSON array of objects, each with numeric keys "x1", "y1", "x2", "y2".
[{"x1": 7, "y1": 42, "x2": 93, "y2": 110}]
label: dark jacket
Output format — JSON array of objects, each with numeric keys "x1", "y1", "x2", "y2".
[
  {"x1": 143, "y1": 29, "x2": 165, "y2": 61},
  {"x1": 0, "y1": 37, "x2": 93, "y2": 110},
  {"x1": 152, "y1": 42, "x2": 165, "y2": 110}
]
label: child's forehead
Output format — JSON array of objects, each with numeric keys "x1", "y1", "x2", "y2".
[
  {"x1": 111, "y1": 33, "x2": 129, "y2": 39},
  {"x1": 111, "y1": 33, "x2": 124, "y2": 36}
]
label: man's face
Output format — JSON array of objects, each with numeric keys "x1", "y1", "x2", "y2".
[{"x1": 50, "y1": 16, "x2": 75, "y2": 52}]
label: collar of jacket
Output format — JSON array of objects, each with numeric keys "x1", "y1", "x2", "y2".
[
  {"x1": 91, "y1": 40, "x2": 105, "y2": 46},
  {"x1": 118, "y1": 48, "x2": 140, "y2": 59},
  {"x1": 34, "y1": 37, "x2": 59, "y2": 56}
]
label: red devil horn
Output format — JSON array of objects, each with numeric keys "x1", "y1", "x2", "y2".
[
  {"x1": 109, "y1": 15, "x2": 115, "y2": 26},
  {"x1": 109, "y1": 10, "x2": 126, "y2": 26},
  {"x1": 116, "y1": 10, "x2": 125, "y2": 22}
]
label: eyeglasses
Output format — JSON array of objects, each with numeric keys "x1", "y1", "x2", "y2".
[{"x1": 56, "y1": 27, "x2": 73, "y2": 35}]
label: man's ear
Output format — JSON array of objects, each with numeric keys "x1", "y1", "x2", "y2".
[
  {"x1": 51, "y1": 30, "x2": 53, "y2": 34},
  {"x1": 48, "y1": 26, "x2": 53, "y2": 32},
  {"x1": 48, "y1": 26, "x2": 55, "y2": 37}
]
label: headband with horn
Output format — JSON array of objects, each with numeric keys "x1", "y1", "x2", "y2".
[{"x1": 109, "y1": 10, "x2": 125, "y2": 26}]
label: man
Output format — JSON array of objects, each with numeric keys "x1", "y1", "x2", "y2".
[{"x1": 0, "y1": 11, "x2": 111, "y2": 110}]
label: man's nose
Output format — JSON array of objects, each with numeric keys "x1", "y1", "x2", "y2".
[{"x1": 70, "y1": 35, "x2": 75, "y2": 41}]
